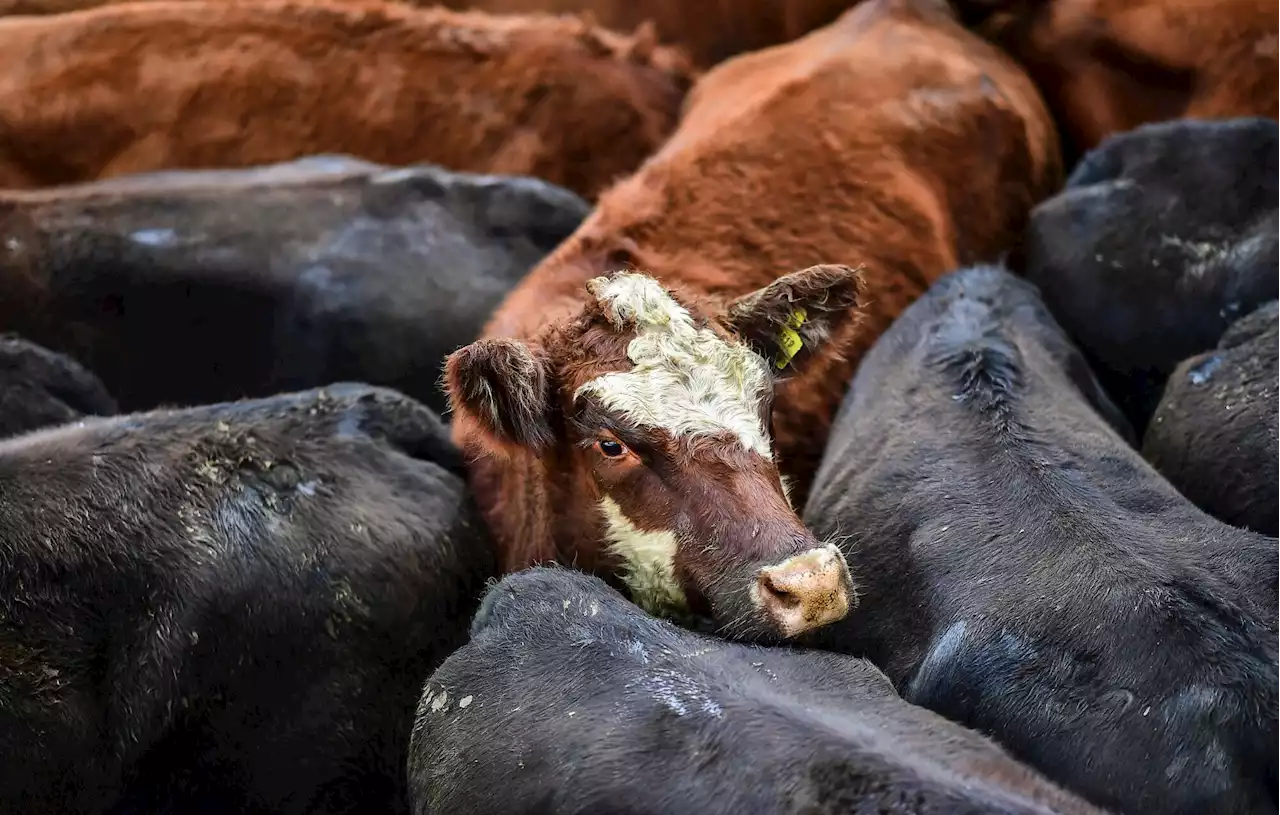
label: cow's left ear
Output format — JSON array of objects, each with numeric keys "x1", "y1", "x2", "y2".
[{"x1": 721, "y1": 264, "x2": 866, "y2": 376}]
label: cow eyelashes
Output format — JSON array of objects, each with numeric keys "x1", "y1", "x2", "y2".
[{"x1": 595, "y1": 439, "x2": 629, "y2": 458}]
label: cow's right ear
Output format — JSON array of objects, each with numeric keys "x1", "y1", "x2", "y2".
[{"x1": 445, "y1": 338, "x2": 555, "y2": 450}]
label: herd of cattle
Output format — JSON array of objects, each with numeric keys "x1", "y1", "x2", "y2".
[{"x1": 0, "y1": 0, "x2": 1276, "y2": 813}]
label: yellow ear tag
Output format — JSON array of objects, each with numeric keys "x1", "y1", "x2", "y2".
[{"x1": 774, "y1": 306, "x2": 807, "y2": 369}]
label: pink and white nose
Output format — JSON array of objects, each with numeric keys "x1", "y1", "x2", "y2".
[{"x1": 754, "y1": 544, "x2": 854, "y2": 637}]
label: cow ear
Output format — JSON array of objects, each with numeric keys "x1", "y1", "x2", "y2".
[
  {"x1": 721, "y1": 264, "x2": 866, "y2": 376},
  {"x1": 445, "y1": 338, "x2": 555, "y2": 450}
]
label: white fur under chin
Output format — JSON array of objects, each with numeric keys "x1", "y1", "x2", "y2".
[
  {"x1": 598, "y1": 496, "x2": 688, "y2": 617},
  {"x1": 576, "y1": 273, "x2": 773, "y2": 458}
]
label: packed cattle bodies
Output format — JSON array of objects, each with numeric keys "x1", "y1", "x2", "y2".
[
  {"x1": 0, "y1": 156, "x2": 589, "y2": 415},
  {"x1": 804, "y1": 266, "x2": 1277, "y2": 815},
  {"x1": 0, "y1": 385, "x2": 495, "y2": 814},
  {"x1": 1021, "y1": 116, "x2": 1279, "y2": 435},
  {"x1": 1144, "y1": 300, "x2": 1279, "y2": 536},
  {"x1": 437, "y1": 0, "x2": 859, "y2": 67},
  {"x1": 956, "y1": 0, "x2": 1280, "y2": 160},
  {"x1": 0, "y1": 334, "x2": 116, "y2": 437},
  {"x1": 0, "y1": 0, "x2": 693, "y2": 199},
  {"x1": 446, "y1": 0, "x2": 1061, "y2": 642},
  {"x1": 0, "y1": 0, "x2": 862, "y2": 70},
  {"x1": 410, "y1": 567, "x2": 1108, "y2": 815}
]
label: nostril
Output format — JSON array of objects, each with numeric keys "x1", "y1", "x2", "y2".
[{"x1": 756, "y1": 572, "x2": 803, "y2": 610}]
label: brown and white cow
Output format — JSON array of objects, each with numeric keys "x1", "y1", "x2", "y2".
[
  {"x1": 446, "y1": 0, "x2": 1062, "y2": 641},
  {"x1": 0, "y1": 0, "x2": 693, "y2": 199},
  {"x1": 955, "y1": 0, "x2": 1280, "y2": 158}
]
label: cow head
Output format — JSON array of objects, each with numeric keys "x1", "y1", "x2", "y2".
[{"x1": 447, "y1": 265, "x2": 864, "y2": 641}]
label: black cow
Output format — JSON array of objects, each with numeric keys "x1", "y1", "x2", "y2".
[
  {"x1": 0, "y1": 333, "x2": 115, "y2": 437},
  {"x1": 0, "y1": 384, "x2": 495, "y2": 814},
  {"x1": 804, "y1": 266, "x2": 1278, "y2": 815},
  {"x1": 1143, "y1": 300, "x2": 1278, "y2": 536},
  {"x1": 1019, "y1": 117, "x2": 1278, "y2": 434},
  {"x1": 0, "y1": 155, "x2": 589, "y2": 414},
  {"x1": 408, "y1": 567, "x2": 1106, "y2": 815}
]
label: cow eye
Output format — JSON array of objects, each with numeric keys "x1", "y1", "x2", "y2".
[{"x1": 596, "y1": 439, "x2": 628, "y2": 458}]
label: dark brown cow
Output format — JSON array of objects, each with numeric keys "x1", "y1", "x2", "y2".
[
  {"x1": 446, "y1": 0, "x2": 1061, "y2": 641},
  {"x1": 0, "y1": 0, "x2": 694, "y2": 199},
  {"x1": 956, "y1": 0, "x2": 1279, "y2": 159}
]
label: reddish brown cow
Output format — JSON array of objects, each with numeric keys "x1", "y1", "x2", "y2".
[
  {"x1": 438, "y1": 0, "x2": 862, "y2": 67},
  {"x1": 0, "y1": 0, "x2": 694, "y2": 199},
  {"x1": 446, "y1": 0, "x2": 1061, "y2": 641},
  {"x1": 956, "y1": 0, "x2": 1280, "y2": 156},
  {"x1": 0, "y1": 0, "x2": 107, "y2": 12},
  {"x1": 0, "y1": 0, "x2": 857, "y2": 69}
]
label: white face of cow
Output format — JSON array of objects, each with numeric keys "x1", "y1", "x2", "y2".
[
  {"x1": 447, "y1": 265, "x2": 866, "y2": 641},
  {"x1": 574, "y1": 274, "x2": 776, "y2": 616},
  {"x1": 576, "y1": 273, "x2": 775, "y2": 457}
]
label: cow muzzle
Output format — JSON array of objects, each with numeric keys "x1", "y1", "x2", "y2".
[{"x1": 752, "y1": 543, "x2": 854, "y2": 638}]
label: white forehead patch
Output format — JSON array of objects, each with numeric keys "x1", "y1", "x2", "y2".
[
  {"x1": 598, "y1": 496, "x2": 688, "y2": 618},
  {"x1": 575, "y1": 273, "x2": 773, "y2": 458}
]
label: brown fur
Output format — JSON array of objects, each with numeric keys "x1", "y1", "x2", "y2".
[
  {"x1": 0, "y1": 0, "x2": 694, "y2": 199},
  {"x1": 958, "y1": 0, "x2": 1280, "y2": 157},
  {"x1": 0, "y1": 0, "x2": 860, "y2": 68},
  {"x1": 0, "y1": 0, "x2": 105, "y2": 11},
  {"x1": 448, "y1": 266, "x2": 865, "y2": 640},
  {"x1": 439, "y1": 0, "x2": 863, "y2": 67},
  {"x1": 450, "y1": 0, "x2": 1061, "y2": 618}
]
